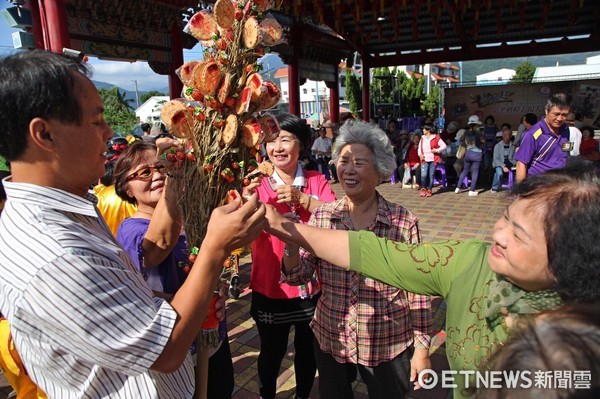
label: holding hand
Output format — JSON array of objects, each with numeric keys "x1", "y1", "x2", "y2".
[{"x1": 204, "y1": 192, "x2": 266, "y2": 255}]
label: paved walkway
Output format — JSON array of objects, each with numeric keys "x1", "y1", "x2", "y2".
[{"x1": 1, "y1": 182, "x2": 512, "y2": 399}]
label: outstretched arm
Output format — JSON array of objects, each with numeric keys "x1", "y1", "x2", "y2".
[{"x1": 265, "y1": 204, "x2": 351, "y2": 268}]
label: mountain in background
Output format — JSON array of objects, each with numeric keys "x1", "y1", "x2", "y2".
[
  {"x1": 461, "y1": 51, "x2": 600, "y2": 83},
  {"x1": 92, "y1": 80, "x2": 168, "y2": 108}
]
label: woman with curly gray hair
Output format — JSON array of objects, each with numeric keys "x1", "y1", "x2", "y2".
[{"x1": 282, "y1": 119, "x2": 432, "y2": 398}]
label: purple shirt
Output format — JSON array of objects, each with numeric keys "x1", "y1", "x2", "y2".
[
  {"x1": 514, "y1": 118, "x2": 570, "y2": 176},
  {"x1": 117, "y1": 217, "x2": 188, "y2": 294}
]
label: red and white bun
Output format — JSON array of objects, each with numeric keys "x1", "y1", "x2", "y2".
[
  {"x1": 258, "y1": 114, "x2": 280, "y2": 142},
  {"x1": 160, "y1": 99, "x2": 195, "y2": 139},
  {"x1": 177, "y1": 61, "x2": 198, "y2": 85},
  {"x1": 213, "y1": 0, "x2": 235, "y2": 30},
  {"x1": 220, "y1": 114, "x2": 239, "y2": 146},
  {"x1": 257, "y1": 161, "x2": 275, "y2": 177},
  {"x1": 241, "y1": 116, "x2": 265, "y2": 147},
  {"x1": 190, "y1": 60, "x2": 223, "y2": 96},
  {"x1": 188, "y1": 10, "x2": 219, "y2": 41},
  {"x1": 260, "y1": 17, "x2": 283, "y2": 47},
  {"x1": 245, "y1": 73, "x2": 264, "y2": 102},
  {"x1": 258, "y1": 81, "x2": 281, "y2": 110},
  {"x1": 235, "y1": 86, "x2": 252, "y2": 115},
  {"x1": 217, "y1": 72, "x2": 232, "y2": 104},
  {"x1": 243, "y1": 17, "x2": 262, "y2": 49}
]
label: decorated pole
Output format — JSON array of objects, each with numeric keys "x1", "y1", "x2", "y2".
[{"x1": 159, "y1": 1, "x2": 283, "y2": 397}]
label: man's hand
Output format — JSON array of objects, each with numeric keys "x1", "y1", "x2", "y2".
[{"x1": 204, "y1": 192, "x2": 266, "y2": 255}]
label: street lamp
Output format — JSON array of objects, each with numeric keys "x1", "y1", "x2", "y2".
[{"x1": 131, "y1": 79, "x2": 140, "y2": 109}]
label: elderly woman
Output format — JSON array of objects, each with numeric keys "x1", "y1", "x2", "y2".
[
  {"x1": 265, "y1": 164, "x2": 600, "y2": 399},
  {"x1": 245, "y1": 113, "x2": 336, "y2": 399},
  {"x1": 281, "y1": 120, "x2": 432, "y2": 398},
  {"x1": 113, "y1": 140, "x2": 234, "y2": 399}
]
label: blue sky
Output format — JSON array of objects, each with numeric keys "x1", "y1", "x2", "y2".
[{"x1": 0, "y1": 1, "x2": 210, "y2": 92}]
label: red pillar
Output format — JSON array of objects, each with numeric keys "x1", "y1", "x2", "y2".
[
  {"x1": 41, "y1": 0, "x2": 69, "y2": 52},
  {"x1": 329, "y1": 68, "x2": 339, "y2": 123},
  {"x1": 169, "y1": 24, "x2": 184, "y2": 99},
  {"x1": 287, "y1": 25, "x2": 300, "y2": 116},
  {"x1": 361, "y1": 64, "x2": 370, "y2": 121},
  {"x1": 26, "y1": 1, "x2": 43, "y2": 49}
]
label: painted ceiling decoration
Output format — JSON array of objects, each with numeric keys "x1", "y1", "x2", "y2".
[{"x1": 39, "y1": 0, "x2": 600, "y2": 75}]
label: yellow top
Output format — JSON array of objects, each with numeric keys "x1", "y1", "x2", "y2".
[
  {"x1": 93, "y1": 184, "x2": 137, "y2": 236},
  {"x1": 0, "y1": 319, "x2": 47, "y2": 399}
]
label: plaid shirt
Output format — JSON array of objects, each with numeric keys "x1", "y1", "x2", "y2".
[{"x1": 285, "y1": 193, "x2": 432, "y2": 366}]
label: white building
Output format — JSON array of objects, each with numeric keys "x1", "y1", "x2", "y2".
[
  {"x1": 135, "y1": 96, "x2": 170, "y2": 124},
  {"x1": 476, "y1": 68, "x2": 516, "y2": 85},
  {"x1": 533, "y1": 55, "x2": 600, "y2": 82}
]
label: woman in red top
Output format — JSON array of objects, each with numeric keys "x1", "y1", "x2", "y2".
[
  {"x1": 404, "y1": 133, "x2": 422, "y2": 189},
  {"x1": 245, "y1": 113, "x2": 336, "y2": 399},
  {"x1": 579, "y1": 126, "x2": 600, "y2": 161}
]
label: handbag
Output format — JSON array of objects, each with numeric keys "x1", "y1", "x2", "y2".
[{"x1": 456, "y1": 145, "x2": 466, "y2": 159}]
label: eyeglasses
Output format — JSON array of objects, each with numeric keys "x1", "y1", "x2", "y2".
[{"x1": 126, "y1": 164, "x2": 166, "y2": 182}]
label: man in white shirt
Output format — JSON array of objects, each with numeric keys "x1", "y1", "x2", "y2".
[
  {"x1": 0, "y1": 50, "x2": 266, "y2": 398},
  {"x1": 311, "y1": 126, "x2": 333, "y2": 179},
  {"x1": 566, "y1": 113, "x2": 582, "y2": 157}
]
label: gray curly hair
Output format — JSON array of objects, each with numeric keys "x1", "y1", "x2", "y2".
[{"x1": 332, "y1": 120, "x2": 396, "y2": 181}]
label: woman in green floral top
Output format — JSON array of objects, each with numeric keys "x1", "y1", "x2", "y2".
[{"x1": 264, "y1": 164, "x2": 600, "y2": 398}]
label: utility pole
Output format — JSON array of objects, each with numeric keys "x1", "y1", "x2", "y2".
[{"x1": 132, "y1": 79, "x2": 140, "y2": 109}]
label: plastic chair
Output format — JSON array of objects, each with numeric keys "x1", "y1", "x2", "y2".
[
  {"x1": 433, "y1": 163, "x2": 447, "y2": 188},
  {"x1": 501, "y1": 169, "x2": 515, "y2": 189}
]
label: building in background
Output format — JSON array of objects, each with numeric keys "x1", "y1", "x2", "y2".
[
  {"x1": 476, "y1": 68, "x2": 516, "y2": 85},
  {"x1": 135, "y1": 96, "x2": 169, "y2": 124}
]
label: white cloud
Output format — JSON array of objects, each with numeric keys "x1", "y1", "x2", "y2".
[{"x1": 88, "y1": 58, "x2": 169, "y2": 92}]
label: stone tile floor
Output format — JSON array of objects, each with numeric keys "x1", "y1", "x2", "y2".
[{"x1": 1, "y1": 180, "x2": 512, "y2": 399}]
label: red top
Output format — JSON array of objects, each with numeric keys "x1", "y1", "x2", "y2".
[
  {"x1": 406, "y1": 144, "x2": 420, "y2": 166},
  {"x1": 251, "y1": 169, "x2": 336, "y2": 299},
  {"x1": 579, "y1": 137, "x2": 599, "y2": 156}
]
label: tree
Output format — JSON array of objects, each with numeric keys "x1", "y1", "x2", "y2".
[
  {"x1": 511, "y1": 62, "x2": 536, "y2": 83},
  {"x1": 141, "y1": 90, "x2": 167, "y2": 104},
  {"x1": 422, "y1": 83, "x2": 441, "y2": 119},
  {"x1": 99, "y1": 87, "x2": 138, "y2": 135},
  {"x1": 345, "y1": 68, "x2": 362, "y2": 116}
]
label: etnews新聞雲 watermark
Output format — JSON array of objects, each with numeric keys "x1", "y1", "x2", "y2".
[{"x1": 417, "y1": 369, "x2": 592, "y2": 390}]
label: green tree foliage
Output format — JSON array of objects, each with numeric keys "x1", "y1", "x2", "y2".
[
  {"x1": 395, "y1": 71, "x2": 426, "y2": 116},
  {"x1": 422, "y1": 84, "x2": 441, "y2": 119},
  {"x1": 99, "y1": 87, "x2": 138, "y2": 135},
  {"x1": 345, "y1": 68, "x2": 362, "y2": 116},
  {"x1": 140, "y1": 90, "x2": 167, "y2": 104},
  {"x1": 511, "y1": 62, "x2": 536, "y2": 83}
]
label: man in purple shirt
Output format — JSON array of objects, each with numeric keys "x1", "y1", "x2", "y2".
[{"x1": 515, "y1": 93, "x2": 572, "y2": 182}]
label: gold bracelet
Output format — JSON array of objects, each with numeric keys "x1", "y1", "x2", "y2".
[{"x1": 305, "y1": 195, "x2": 312, "y2": 210}]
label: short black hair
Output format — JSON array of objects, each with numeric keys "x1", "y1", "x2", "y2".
[
  {"x1": 523, "y1": 113, "x2": 538, "y2": 126},
  {"x1": 545, "y1": 92, "x2": 571, "y2": 111},
  {"x1": 511, "y1": 162, "x2": 600, "y2": 303},
  {"x1": 141, "y1": 123, "x2": 151, "y2": 133},
  {"x1": 275, "y1": 113, "x2": 312, "y2": 152},
  {"x1": 0, "y1": 50, "x2": 91, "y2": 161}
]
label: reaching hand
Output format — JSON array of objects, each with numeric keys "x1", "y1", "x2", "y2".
[{"x1": 205, "y1": 192, "x2": 266, "y2": 255}]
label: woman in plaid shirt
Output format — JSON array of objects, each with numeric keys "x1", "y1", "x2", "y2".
[{"x1": 282, "y1": 120, "x2": 432, "y2": 398}]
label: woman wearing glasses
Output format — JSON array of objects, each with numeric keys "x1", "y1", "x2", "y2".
[{"x1": 112, "y1": 139, "x2": 234, "y2": 399}]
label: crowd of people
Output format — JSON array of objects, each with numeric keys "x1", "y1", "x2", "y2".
[{"x1": 1, "y1": 50, "x2": 599, "y2": 399}]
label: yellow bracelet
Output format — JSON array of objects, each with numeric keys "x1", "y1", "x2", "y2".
[{"x1": 305, "y1": 195, "x2": 312, "y2": 210}]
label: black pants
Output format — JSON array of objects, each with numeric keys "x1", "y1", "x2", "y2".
[
  {"x1": 314, "y1": 340, "x2": 413, "y2": 399},
  {"x1": 206, "y1": 336, "x2": 234, "y2": 399},
  {"x1": 315, "y1": 156, "x2": 331, "y2": 180},
  {"x1": 254, "y1": 319, "x2": 317, "y2": 399}
]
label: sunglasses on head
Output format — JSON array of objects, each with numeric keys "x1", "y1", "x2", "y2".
[{"x1": 126, "y1": 164, "x2": 166, "y2": 182}]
